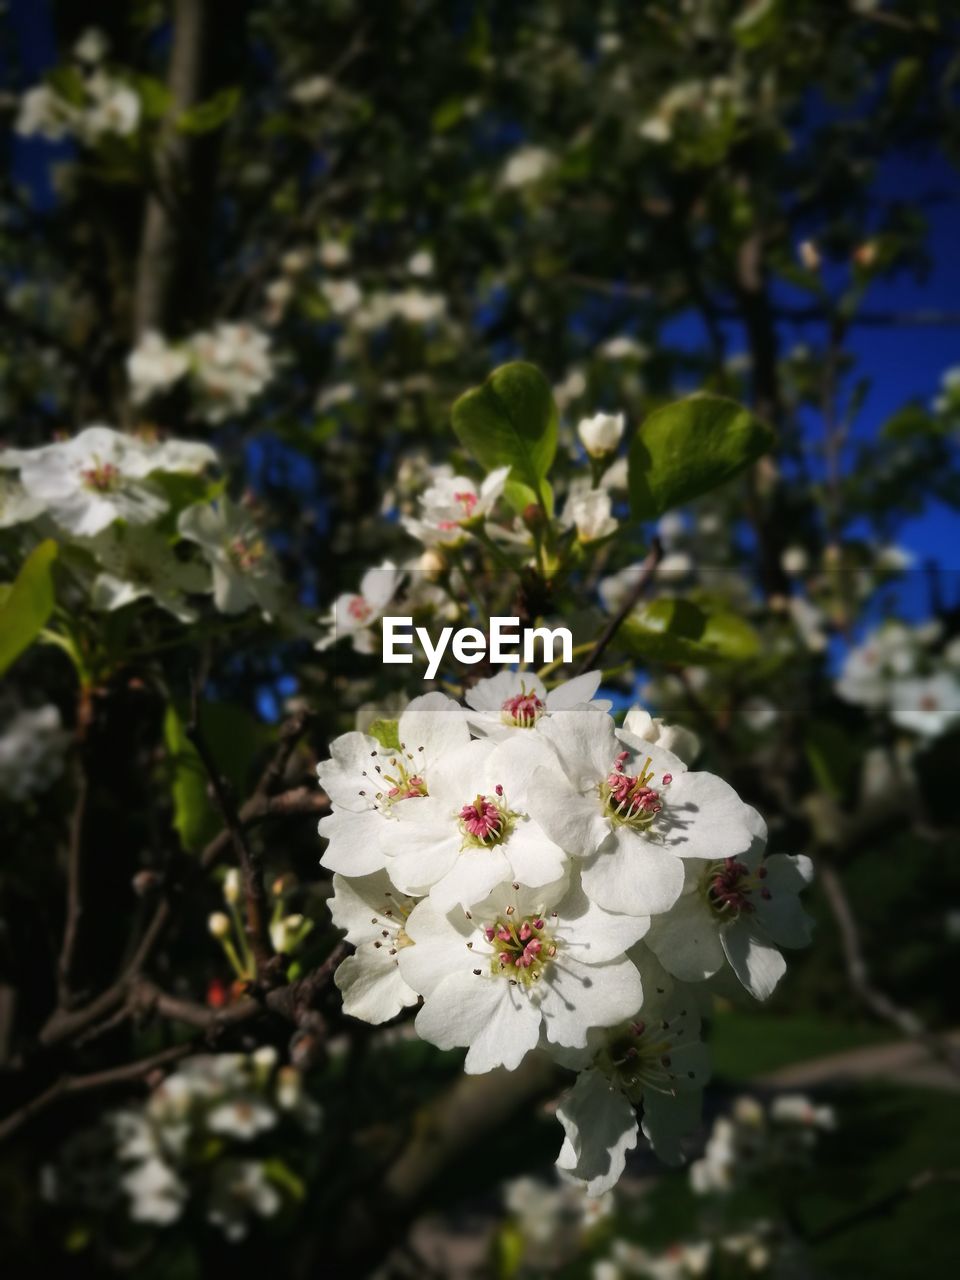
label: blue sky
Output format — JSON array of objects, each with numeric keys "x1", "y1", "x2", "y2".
[{"x1": 7, "y1": 0, "x2": 958, "y2": 591}]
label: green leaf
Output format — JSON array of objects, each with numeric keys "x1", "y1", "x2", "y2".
[
  {"x1": 629, "y1": 395, "x2": 774, "y2": 519},
  {"x1": 805, "y1": 719, "x2": 861, "y2": 801},
  {"x1": 176, "y1": 86, "x2": 240, "y2": 135},
  {"x1": 163, "y1": 704, "x2": 214, "y2": 853},
  {"x1": 46, "y1": 66, "x2": 86, "y2": 108},
  {"x1": 0, "y1": 540, "x2": 58, "y2": 676},
  {"x1": 452, "y1": 362, "x2": 557, "y2": 514},
  {"x1": 620, "y1": 598, "x2": 760, "y2": 665},
  {"x1": 131, "y1": 74, "x2": 173, "y2": 120},
  {"x1": 432, "y1": 97, "x2": 465, "y2": 132},
  {"x1": 366, "y1": 718, "x2": 401, "y2": 750},
  {"x1": 163, "y1": 703, "x2": 271, "y2": 853},
  {"x1": 262, "y1": 1158, "x2": 306, "y2": 1202}
]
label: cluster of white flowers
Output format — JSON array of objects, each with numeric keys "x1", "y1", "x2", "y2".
[
  {"x1": 0, "y1": 704, "x2": 71, "y2": 802},
  {"x1": 209, "y1": 869, "x2": 312, "y2": 982},
  {"x1": 501, "y1": 145, "x2": 555, "y2": 189},
  {"x1": 836, "y1": 620, "x2": 960, "y2": 738},
  {"x1": 638, "y1": 76, "x2": 744, "y2": 145},
  {"x1": 16, "y1": 32, "x2": 140, "y2": 145},
  {"x1": 502, "y1": 1175, "x2": 613, "y2": 1269},
  {"x1": 2, "y1": 427, "x2": 284, "y2": 621},
  {"x1": 351, "y1": 288, "x2": 448, "y2": 331},
  {"x1": 127, "y1": 324, "x2": 275, "y2": 423},
  {"x1": 689, "y1": 1092, "x2": 835, "y2": 1196},
  {"x1": 319, "y1": 679, "x2": 813, "y2": 1193},
  {"x1": 399, "y1": 463, "x2": 511, "y2": 547},
  {"x1": 930, "y1": 365, "x2": 960, "y2": 417},
  {"x1": 97, "y1": 1051, "x2": 318, "y2": 1240},
  {"x1": 594, "y1": 1224, "x2": 778, "y2": 1280}
]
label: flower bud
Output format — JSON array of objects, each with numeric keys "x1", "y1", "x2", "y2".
[
  {"x1": 252, "y1": 1044, "x2": 278, "y2": 1079},
  {"x1": 276, "y1": 1065, "x2": 303, "y2": 1110},
  {"x1": 223, "y1": 868, "x2": 241, "y2": 905},
  {"x1": 568, "y1": 489, "x2": 618, "y2": 543},
  {"x1": 208, "y1": 911, "x2": 231, "y2": 940},
  {"x1": 270, "y1": 913, "x2": 305, "y2": 954},
  {"x1": 797, "y1": 239, "x2": 821, "y2": 271},
  {"x1": 577, "y1": 412, "x2": 625, "y2": 458},
  {"x1": 780, "y1": 545, "x2": 808, "y2": 575}
]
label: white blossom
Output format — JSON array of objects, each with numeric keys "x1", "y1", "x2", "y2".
[
  {"x1": 889, "y1": 672, "x2": 960, "y2": 737},
  {"x1": 206, "y1": 1160, "x2": 282, "y2": 1241},
  {"x1": 317, "y1": 692, "x2": 470, "y2": 877},
  {"x1": 15, "y1": 85, "x2": 77, "y2": 141},
  {"x1": 121, "y1": 1157, "x2": 187, "y2": 1225},
  {"x1": 16, "y1": 427, "x2": 167, "y2": 537},
  {"x1": 127, "y1": 331, "x2": 190, "y2": 404},
  {"x1": 620, "y1": 705, "x2": 700, "y2": 765},
  {"x1": 465, "y1": 670, "x2": 611, "y2": 742},
  {"x1": 645, "y1": 831, "x2": 813, "y2": 1001},
  {"x1": 555, "y1": 970, "x2": 710, "y2": 1190},
  {"x1": 566, "y1": 488, "x2": 618, "y2": 543},
  {"x1": 316, "y1": 562, "x2": 402, "y2": 653},
  {"x1": 185, "y1": 323, "x2": 274, "y2": 422},
  {"x1": 289, "y1": 75, "x2": 333, "y2": 105},
  {"x1": 82, "y1": 72, "x2": 140, "y2": 140},
  {"x1": 398, "y1": 874, "x2": 647, "y2": 1071},
  {"x1": 177, "y1": 498, "x2": 282, "y2": 617},
  {"x1": 501, "y1": 146, "x2": 554, "y2": 188},
  {"x1": 329, "y1": 870, "x2": 420, "y2": 1024},
  {"x1": 206, "y1": 1097, "x2": 278, "y2": 1141},
  {"x1": 85, "y1": 524, "x2": 211, "y2": 622},
  {"x1": 322, "y1": 278, "x2": 362, "y2": 315},
  {"x1": 384, "y1": 735, "x2": 570, "y2": 910},
  {"x1": 407, "y1": 249, "x2": 435, "y2": 277},
  {"x1": 401, "y1": 466, "x2": 510, "y2": 546},
  {"x1": 526, "y1": 706, "x2": 759, "y2": 918},
  {"x1": 578, "y1": 412, "x2": 625, "y2": 458},
  {"x1": 0, "y1": 705, "x2": 71, "y2": 802}
]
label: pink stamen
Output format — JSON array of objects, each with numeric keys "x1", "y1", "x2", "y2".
[
  {"x1": 501, "y1": 691, "x2": 545, "y2": 726},
  {"x1": 453, "y1": 491, "x2": 478, "y2": 516},
  {"x1": 80, "y1": 462, "x2": 119, "y2": 492},
  {"x1": 386, "y1": 774, "x2": 426, "y2": 800},
  {"x1": 347, "y1": 596, "x2": 372, "y2": 623},
  {"x1": 459, "y1": 796, "x2": 503, "y2": 841}
]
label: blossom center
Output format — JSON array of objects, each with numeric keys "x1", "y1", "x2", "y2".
[
  {"x1": 701, "y1": 857, "x2": 770, "y2": 921},
  {"x1": 228, "y1": 536, "x2": 267, "y2": 571},
  {"x1": 80, "y1": 460, "x2": 121, "y2": 492},
  {"x1": 453, "y1": 490, "x2": 478, "y2": 517},
  {"x1": 599, "y1": 1013, "x2": 691, "y2": 1102},
  {"x1": 369, "y1": 890, "x2": 416, "y2": 958},
  {"x1": 357, "y1": 749, "x2": 429, "y2": 810},
  {"x1": 500, "y1": 687, "x2": 545, "y2": 728},
  {"x1": 599, "y1": 752, "x2": 672, "y2": 832},
  {"x1": 483, "y1": 912, "x2": 556, "y2": 985},
  {"x1": 347, "y1": 595, "x2": 372, "y2": 623},
  {"x1": 457, "y1": 785, "x2": 517, "y2": 847}
]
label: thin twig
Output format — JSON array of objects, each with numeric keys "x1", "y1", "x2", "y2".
[
  {"x1": 574, "y1": 538, "x2": 663, "y2": 677},
  {"x1": 187, "y1": 680, "x2": 275, "y2": 977},
  {"x1": 0, "y1": 1043, "x2": 196, "y2": 1143},
  {"x1": 819, "y1": 862, "x2": 960, "y2": 1076},
  {"x1": 807, "y1": 1168, "x2": 960, "y2": 1242},
  {"x1": 57, "y1": 760, "x2": 89, "y2": 1004}
]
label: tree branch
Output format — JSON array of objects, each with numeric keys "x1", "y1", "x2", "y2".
[
  {"x1": 56, "y1": 759, "x2": 89, "y2": 1005},
  {"x1": 132, "y1": 0, "x2": 210, "y2": 337},
  {"x1": 818, "y1": 862, "x2": 960, "y2": 1076},
  {"x1": 0, "y1": 1043, "x2": 196, "y2": 1144},
  {"x1": 574, "y1": 538, "x2": 663, "y2": 677},
  {"x1": 187, "y1": 687, "x2": 276, "y2": 979}
]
